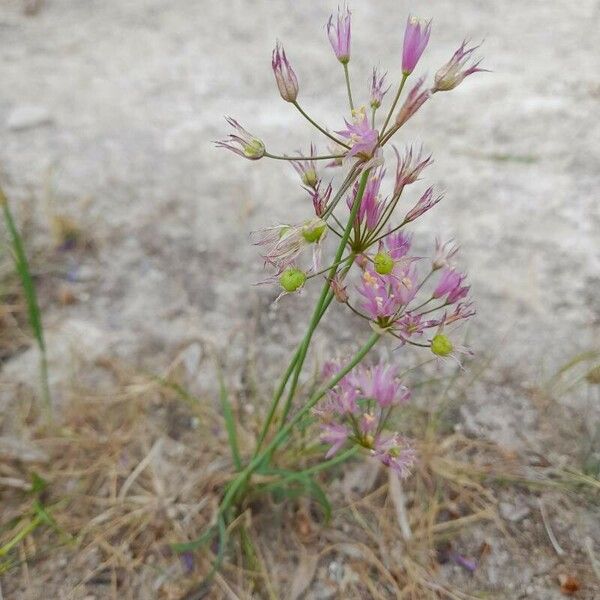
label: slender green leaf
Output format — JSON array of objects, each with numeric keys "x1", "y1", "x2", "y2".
[
  {"x1": 216, "y1": 362, "x2": 242, "y2": 470},
  {"x1": 0, "y1": 187, "x2": 51, "y2": 412}
]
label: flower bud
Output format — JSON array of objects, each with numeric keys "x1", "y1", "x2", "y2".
[
  {"x1": 431, "y1": 334, "x2": 453, "y2": 357},
  {"x1": 330, "y1": 275, "x2": 349, "y2": 303},
  {"x1": 216, "y1": 118, "x2": 266, "y2": 161},
  {"x1": 279, "y1": 267, "x2": 306, "y2": 292},
  {"x1": 272, "y1": 42, "x2": 299, "y2": 103},
  {"x1": 301, "y1": 219, "x2": 327, "y2": 243},
  {"x1": 373, "y1": 251, "x2": 394, "y2": 275}
]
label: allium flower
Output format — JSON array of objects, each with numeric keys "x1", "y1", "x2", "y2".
[
  {"x1": 216, "y1": 117, "x2": 265, "y2": 160},
  {"x1": 433, "y1": 41, "x2": 487, "y2": 92},
  {"x1": 352, "y1": 364, "x2": 411, "y2": 407},
  {"x1": 321, "y1": 423, "x2": 351, "y2": 457},
  {"x1": 393, "y1": 145, "x2": 433, "y2": 195},
  {"x1": 372, "y1": 434, "x2": 416, "y2": 478},
  {"x1": 445, "y1": 301, "x2": 476, "y2": 325},
  {"x1": 395, "y1": 313, "x2": 440, "y2": 340},
  {"x1": 357, "y1": 265, "x2": 418, "y2": 326},
  {"x1": 433, "y1": 268, "x2": 469, "y2": 304},
  {"x1": 327, "y1": 5, "x2": 352, "y2": 64},
  {"x1": 402, "y1": 16, "x2": 432, "y2": 74},
  {"x1": 317, "y1": 363, "x2": 413, "y2": 459},
  {"x1": 253, "y1": 218, "x2": 327, "y2": 273},
  {"x1": 383, "y1": 231, "x2": 412, "y2": 260},
  {"x1": 272, "y1": 41, "x2": 299, "y2": 102},
  {"x1": 432, "y1": 238, "x2": 459, "y2": 270},
  {"x1": 337, "y1": 109, "x2": 379, "y2": 160},
  {"x1": 307, "y1": 181, "x2": 332, "y2": 217},
  {"x1": 395, "y1": 76, "x2": 431, "y2": 128},
  {"x1": 347, "y1": 167, "x2": 386, "y2": 230},
  {"x1": 292, "y1": 144, "x2": 318, "y2": 188},
  {"x1": 369, "y1": 68, "x2": 389, "y2": 109},
  {"x1": 403, "y1": 186, "x2": 443, "y2": 223},
  {"x1": 326, "y1": 140, "x2": 348, "y2": 168},
  {"x1": 330, "y1": 274, "x2": 349, "y2": 303}
]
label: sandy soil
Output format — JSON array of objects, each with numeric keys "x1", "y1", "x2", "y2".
[{"x1": 1, "y1": 0, "x2": 599, "y2": 598}]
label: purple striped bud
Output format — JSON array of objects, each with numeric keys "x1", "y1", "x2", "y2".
[
  {"x1": 395, "y1": 76, "x2": 431, "y2": 128},
  {"x1": 272, "y1": 41, "x2": 299, "y2": 102},
  {"x1": 402, "y1": 16, "x2": 432, "y2": 75},
  {"x1": 403, "y1": 186, "x2": 443, "y2": 222},
  {"x1": 327, "y1": 5, "x2": 351, "y2": 64},
  {"x1": 369, "y1": 68, "x2": 389, "y2": 109},
  {"x1": 434, "y1": 41, "x2": 487, "y2": 92}
]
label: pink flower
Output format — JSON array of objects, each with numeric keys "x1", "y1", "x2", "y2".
[
  {"x1": 272, "y1": 41, "x2": 299, "y2": 102},
  {"x1": 373, "y1": 434, "x2": 416, "y2": 478},
  {"x1": 403, "y1": 186, "x2": 443, "y2": 223},
  {"x1": 445, "y1": 301, "x2": 476, "y2": 324},
  {"x1": 434, "y1": 41, "x2": 487, "y2": 92},
  {"x1": 383, "y1": 231, "x2": 412, "y2": 260},
  {"x1": 321, "y1": 423, "x2": 351, "y2": 457},
  {"x1": 402, "y1": 16, "x2": 432, "y2": 74},
  {"x1": 393, "y1": 145, "x2": 433, "y2": 195},
  {"x1": 347, "y1": 167, "x2": 386, "y2": 230},
  {"x1": 369, "y1": 68, "x2": 389, "y2": 109},
  {"x1": 395, "y1": 313, "x2": 440, "y2": 340},
  {"x1": 358, "y1": 269, "x2": 403, "y2": 324},
  {"x1": 353, "y1": 364, "x2": 411, "y2": 408},
  {"x1": 327, "y1": 5, "x2": 352, "y2": 64},
  {"x1": 307, "y1": 181, "x2": 332, "y2": 217},
  {"x1": 433, "y1": 268, "x2": 469, "y2": 304},
  {"x1": 336, "y1": 111, "x2": 379, "y2": 160},
  {"x1": 395, "y1": 76, "x2": 431, "y2": 128},
  {"x1": 292, "y1": 144, "x2": 319, "y2": 189},
  {"x1": 432, "y1": 238, "x2": 459, "y2": 270},
  {"x1": 216, "y1": 117, "x2": 265, "y2": 160}
]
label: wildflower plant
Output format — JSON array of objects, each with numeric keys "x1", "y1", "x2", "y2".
[{"x1": 185, "y1": 6, "x2": 486, "y2": 567}]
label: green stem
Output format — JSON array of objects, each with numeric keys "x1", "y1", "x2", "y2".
[
  {"x1": 264, "y1": 152, "x2": 346, "y2": 161},
  {"x1": 220, "y1": 332, "x2": 380, "y2": 516},
  {"x1": 343, "y1": 63, "x2": 355, "y2": 112},
  {"x1": 279, "y1": 169, "x2": 371, "y2": 426},
  {"x1": 380, "y1": 72, "x2": 409, "y2": 138},
  {"x1": 293, "y1": 102, "x2": 350, "y2": 149}
]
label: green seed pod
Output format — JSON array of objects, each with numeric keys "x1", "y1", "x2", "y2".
[
  {"x1": 431, "y1": 334, "x2": 453, "y2": 357},
  {"x1": 302, "y1": 169, "x2": 318, "y2": 188},
  {"x1": 279, "y1": 267, "x2": 306, "y2": 292},
  {"x1": 373, "y1": 251, "x2": 394, "y2": 275},
  {"x1": 302, "y1": 219, "x2": 327, "y2": 243},
  {"x1": 243, "y1": 138, "x2": 266, "y2": 159}
]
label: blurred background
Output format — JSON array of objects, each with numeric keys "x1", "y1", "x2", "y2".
[{"x1": 1, "y1": 1, "x2": 599, "y2": 598}]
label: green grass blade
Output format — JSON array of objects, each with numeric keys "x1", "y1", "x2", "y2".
[
  {"x1": 216, "y1": 362, "x2": 242, "y2": 470},
  {"x1": 0, "y1": 186, "x2": 51, "y2": 414}
]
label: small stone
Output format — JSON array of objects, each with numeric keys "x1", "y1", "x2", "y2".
[
  {"x1": 499, "y1": 500, "x2": 531, "y2": 522},
  {"x1": 6, "y1": 105, "x2": 53, "y2": 131}
]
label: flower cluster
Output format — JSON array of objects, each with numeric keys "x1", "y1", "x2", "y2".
[
  {"x1": 316, "y1": 362, "x2": 415, "y2": 476},
  {"x1": 215, "y1": 6, "x2": 486, "y2": 479}
]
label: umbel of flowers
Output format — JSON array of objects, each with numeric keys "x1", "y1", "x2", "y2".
[{"x1": 198, "y1": 5, "x2": 485, "y2": 558}]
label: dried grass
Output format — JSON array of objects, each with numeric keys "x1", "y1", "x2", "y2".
[{"x1": 0, "y1": 345, "x2": 599, "y2": 598}]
